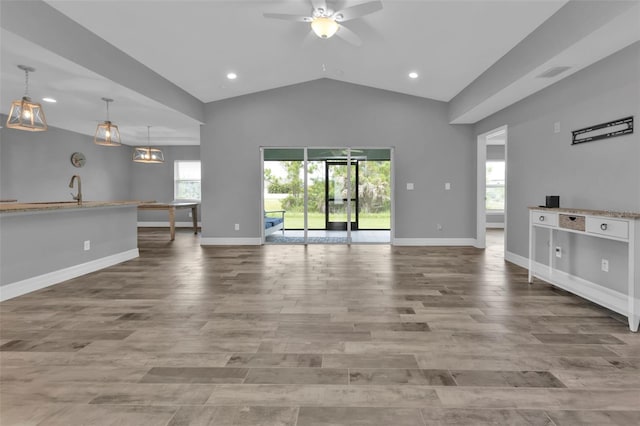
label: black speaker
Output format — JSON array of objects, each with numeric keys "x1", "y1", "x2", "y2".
[{"x1": 545, "y1": 196, "x2": 560, "y2": 208}]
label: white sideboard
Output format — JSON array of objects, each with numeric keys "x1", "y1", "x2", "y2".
[{"x1": 528, "y1": 207, "x2": 640, "y2": 331}]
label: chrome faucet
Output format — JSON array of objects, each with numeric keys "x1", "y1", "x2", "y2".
[{"x1": 69, "y1": 175, "x2": 82, "y2": 205}]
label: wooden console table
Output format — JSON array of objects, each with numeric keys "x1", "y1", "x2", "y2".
[
  {"x1": 138, "y1": 201, "x2": 199, "y2": 241},
  {"x1": 529, "y1": 207, "x2": 640, "y2": 331}
]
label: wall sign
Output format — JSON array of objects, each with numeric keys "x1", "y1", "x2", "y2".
[{"x1": 572, "y1": 116, "x2": 633, "y2": 145}]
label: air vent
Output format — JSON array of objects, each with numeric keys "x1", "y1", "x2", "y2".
[{"x1": 537, "y1": 66, "x2": 571, "y2": 78}]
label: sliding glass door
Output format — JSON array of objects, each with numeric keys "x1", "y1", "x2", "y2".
[{"x1": 262, "y1": 147, "x2": 392, "y2": 244}]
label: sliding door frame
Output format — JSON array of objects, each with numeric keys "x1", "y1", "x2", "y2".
[{"x1": 261, "y1": 146, "x2": 395, "y2": 245}]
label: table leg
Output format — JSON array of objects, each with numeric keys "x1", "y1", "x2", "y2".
[
  {"x1": 629, "y1": 221, "x2": 637, "y2": 332},
  {"x1": 192, "y1": 206, "x2": 198, "y2": 234},
  {"x1": 169, "y1": 207, "x2": 176, "y2": 241},
  {"x1": 549, "y1": 228, "x2": 554, "y2": 278},
  {"x1": 528, "y1": 211, "x2": 534, "y2": 283}
]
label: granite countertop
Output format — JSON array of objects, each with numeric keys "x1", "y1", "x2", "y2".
[
  {"x1": 529, "y1": 206, "x2": 640, "y2": 219},
  {"x1": 0, "y1": 200, "x2": 142, "y2": 213}
]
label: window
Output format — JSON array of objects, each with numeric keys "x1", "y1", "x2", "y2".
[
  {"x1": 174, "y1": 161, "x2": 201, "y2": 201},
  {"x1": 486, "y1": 160, "x2": 505, "y2": 211}
]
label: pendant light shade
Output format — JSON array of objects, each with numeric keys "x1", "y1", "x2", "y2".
[
  {"x1": 94, "y1": 98, "x2": 121, "y2": 146},
  {"x1": 6, "y1": 65, "x2": 48, "y2": 132},
  {"x1": 133, "y1": 126, "x2": 164, "y2": 163},
  {"x1": 133, "y1": 147, "x2": 165, "y2": 163}
]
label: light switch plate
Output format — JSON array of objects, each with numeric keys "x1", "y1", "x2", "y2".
[
  {"x1": 445, "y1": 182, "x2": 451, "y2": 190},
  {"x1": 406, "y1": 183, "x2": 414, "y2": 190}
]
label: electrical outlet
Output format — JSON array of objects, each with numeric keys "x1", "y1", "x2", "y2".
[
  {"x1": 406, "y1": 183, "x2": 414, "y2": 190},
  {"x1": 437, "y1": 224, "x2": 443, "y2": 231},
  {"x1": 601, "y1": 259, "x2": 609, "y2": 272},
  {"x1": 188, "y1": 211, "x2": 192, "y2": 217},
  {"x1": 84, "y1": 240, "x2": 90, "y2": 251},
  {"x1": 555, "y1": 246, "x2": 562, "y2": 258},
  {"x1": 445, "y1": 182, "x2": 451, "y2": 190},
  {"x1": 234, "y1": 223, "x2": 240, "y2": 231}
]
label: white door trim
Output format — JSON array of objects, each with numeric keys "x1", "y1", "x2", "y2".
[{"x1": 476, "y1": 125, "x2": 508, "y2": 250}]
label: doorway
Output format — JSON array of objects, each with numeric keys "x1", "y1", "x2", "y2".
[
  {"x1": 326, "y1": 161, "x2": 358, "y2": 231},
  {"x1": 476, "y1": 126, "x2": 507, "y2": 252}
]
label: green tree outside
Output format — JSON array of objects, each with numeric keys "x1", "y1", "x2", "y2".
[{"x1": 264, "y1": 160, "x2": 390, "y2": 229}]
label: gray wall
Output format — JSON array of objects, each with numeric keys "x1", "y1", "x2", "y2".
[
  {"x1": 1, "y1": 119, "x2": 132, "y2": 202},
  {"x1": 201, "y1": 79, "x2": 476, "y2": 240},
  {"x1": 487, "y1": 145, "x2": 505, "y2": 161},
  {"x1": 1, "y1": 206, "x2": 138, "y2": 286},
  {"x1": 476, "y1": 42, "x2": 640, "y2": 288},
  {"x1": 131, "y1": 145, "x2": 201, "y2": 223},
  {"x1": 486, "y1": 213, "x2": 504, "y2": 226}
]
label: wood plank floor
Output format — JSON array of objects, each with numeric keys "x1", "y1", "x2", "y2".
[{"x1": 1, "y1": 229, "x2": 638, "y2": 425}]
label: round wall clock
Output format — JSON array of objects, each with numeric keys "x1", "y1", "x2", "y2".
[{"x1": 70, "y1": 152, "x2": 86, "y2": 168}]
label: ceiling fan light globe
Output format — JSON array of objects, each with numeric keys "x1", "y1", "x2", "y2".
[{"x1": 311, "y1": 17, "x2": 339, "y2": 39}]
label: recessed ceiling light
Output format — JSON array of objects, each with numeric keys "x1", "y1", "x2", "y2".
[
  {"x1": 42, "y1": 97, "x2": 57, "y2": 103},
  {"x1": 227, "y1": 72, "x2": 237, "y2": 80},
  {"x1": 408, "y1": 72, "x2": 419, "y2": 79}
]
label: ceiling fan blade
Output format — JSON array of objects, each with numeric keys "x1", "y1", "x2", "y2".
[
  {"x1": 334, "y1": 0, "x2": 383, "y2": 22},
  {"x1": 263, "y1": 13, "x2": 311, "y2": 22},
  {"x1": 310, "y1": 0, "x2": 328, "y2": 13},
  {"x1": 335, "y1": 24, "x2": 362, "y2": 46}
]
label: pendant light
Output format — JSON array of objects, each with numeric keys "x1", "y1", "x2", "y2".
[
  {"x1": 133, "y1": 126, "x2": 164, "y2": 163},
  {"x1": 6, "y1": 65, "x2": 48, "y2": 131},
  {"x1": 94, "y1": 97, "x2": 121, "y2": 146}
]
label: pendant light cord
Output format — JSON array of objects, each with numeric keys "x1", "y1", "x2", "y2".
[
  {"x1": 106, "y1": 100, "x2": 110, "y2": 121},
  {"x1": 24, "y1": 69, "x2": 30, "y2": 98}
]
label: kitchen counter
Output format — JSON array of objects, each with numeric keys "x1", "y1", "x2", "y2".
[
  {"x1": 0, "y1": 200, "x2": 142, "y2": 214},
  {"x1": 0, "y1": 201, "x2": 139, "y2": 300}
]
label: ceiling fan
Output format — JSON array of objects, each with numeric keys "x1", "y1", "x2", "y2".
[{"x1": 264, "y1": 0, "x2": 383, "y2": 46}]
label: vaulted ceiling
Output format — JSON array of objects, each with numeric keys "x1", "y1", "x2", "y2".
[{"x1": 1, "y1": 1, "x2": 638, "y2": 145}]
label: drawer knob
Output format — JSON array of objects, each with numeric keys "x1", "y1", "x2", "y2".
[
  {"x1": 539, "y1": 216, "x2": 545, "y2": 221},
  {"x1": 600, "y1": 223, "x2": 608, "y2": 231}
]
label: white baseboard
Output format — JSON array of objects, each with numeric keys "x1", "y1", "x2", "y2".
[
  {"x1": 0, "y1": 249, "x2": 139, "y2": 302},
  {"x1": 486, "y1": 223, "x2": 505, "y2": 229},
  {"x1": 137, "y1": 221, "x2": 201, "y2": 228},
  {"x1": 200, "y1": 237, "x2": 262, "y2": 246},
  {"x1": 392, "y1": 238, "x2": 476, "y2": 246},
  {"x1": 505, "y1": 250, "x2": 528, "y2": 268},
  {"x1": 505, "y1": 250, "x2": 634, "y2": 318}
]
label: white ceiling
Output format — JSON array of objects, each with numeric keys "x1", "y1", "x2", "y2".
[
  {"x1": 44, "y1": 0, "x2": 567, "y2": 103},
  {"x1": 1, "y1": 0, "x2": 637, "y2": 145},
  {"x1": 0, "y1": 29, "x2": 201, "y2": 146}
]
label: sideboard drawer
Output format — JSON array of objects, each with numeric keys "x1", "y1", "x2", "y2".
[
  {"x1": 586, "y1": 217, "x2": 629, "y2": 240},
  {"x1": 559, "y1": 214, "x2": 585, "y2": 231},
  {"x1": 532, "y1": 211, "x2": 558, "y2": 227}
]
